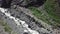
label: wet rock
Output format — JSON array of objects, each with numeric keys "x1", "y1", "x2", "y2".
[
  {"x1": 35, "y1": 21, "x2": 44, "y2": 28},
  {"x1": 23, "y1": 32, "x2": 28, "y2": 34}
]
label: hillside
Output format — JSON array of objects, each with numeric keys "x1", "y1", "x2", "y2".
[{"x1": 0, "y1": 0, "x2": 60, "y2": 34}]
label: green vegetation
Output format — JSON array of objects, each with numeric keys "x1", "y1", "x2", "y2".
[
  {"x1": 44, "y1": 0, "x2": 60, "y2": 21},
  {"x1": 44, "y1": 0, "x2": 60, "y2": 26},
  {"x1": 29, "y1": 7, "x2": 52, "y2": 25},
  {"x1": 29, "y1": 0, "x2": 60, "y2": 28},
  {"x1": 0, "y1": 20, "x2": 12, "y2": 33},
  {"x1": 4, "y1": 24, "x2": 12, "y2": 33},
  {"x1": 29, "y1": 7, "x2": 42, "y2": 17}
]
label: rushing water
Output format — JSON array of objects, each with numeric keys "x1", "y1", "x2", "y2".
[{"x1": 0, "y1": 8, "x2": 39, "y2": 34}]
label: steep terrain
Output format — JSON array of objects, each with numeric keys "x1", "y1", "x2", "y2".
[{"x1": 0, "y1": 0, "x2": 60, "y2": 34}]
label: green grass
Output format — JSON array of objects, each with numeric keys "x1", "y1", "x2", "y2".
[
  {"x1": 29, "y1": 7, "x2": 42, "y2": 16},
  {"x1": 44, "y1": 0, "x2": 60, "y2": 26},
  {"x1": 29, "y1": 0, "x2": 60, "y2": 28},
  {"x1": 44, "y1": 0, "x2": 60, "y2": 21},
  {"x1": 29, "y1": 7, "x2": 52, "y2": 25}
]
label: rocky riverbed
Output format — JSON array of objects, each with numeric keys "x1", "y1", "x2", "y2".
[{"x1": 0, "y1": 0, "x2": 60, "y2": 34}]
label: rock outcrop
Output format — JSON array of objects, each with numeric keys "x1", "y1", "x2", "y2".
[{"x1": 0, "y1": 0, "x2": 46, "y2": 8}]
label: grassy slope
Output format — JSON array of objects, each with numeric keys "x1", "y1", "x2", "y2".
[
  {"x1": 29, "y1": 0, "x2": 60, "y2": 28},
  {"x1": 44, "y1": 0, "x2": 60, "y2": 26}
]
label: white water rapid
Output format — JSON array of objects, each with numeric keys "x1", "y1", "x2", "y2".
[{"x1": 0, "y1": 8, "x2": 39, "y2": 34}]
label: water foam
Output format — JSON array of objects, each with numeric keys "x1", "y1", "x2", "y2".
[{"x1": 0, "y1": 8, "x2": 39, "y2": 34}]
